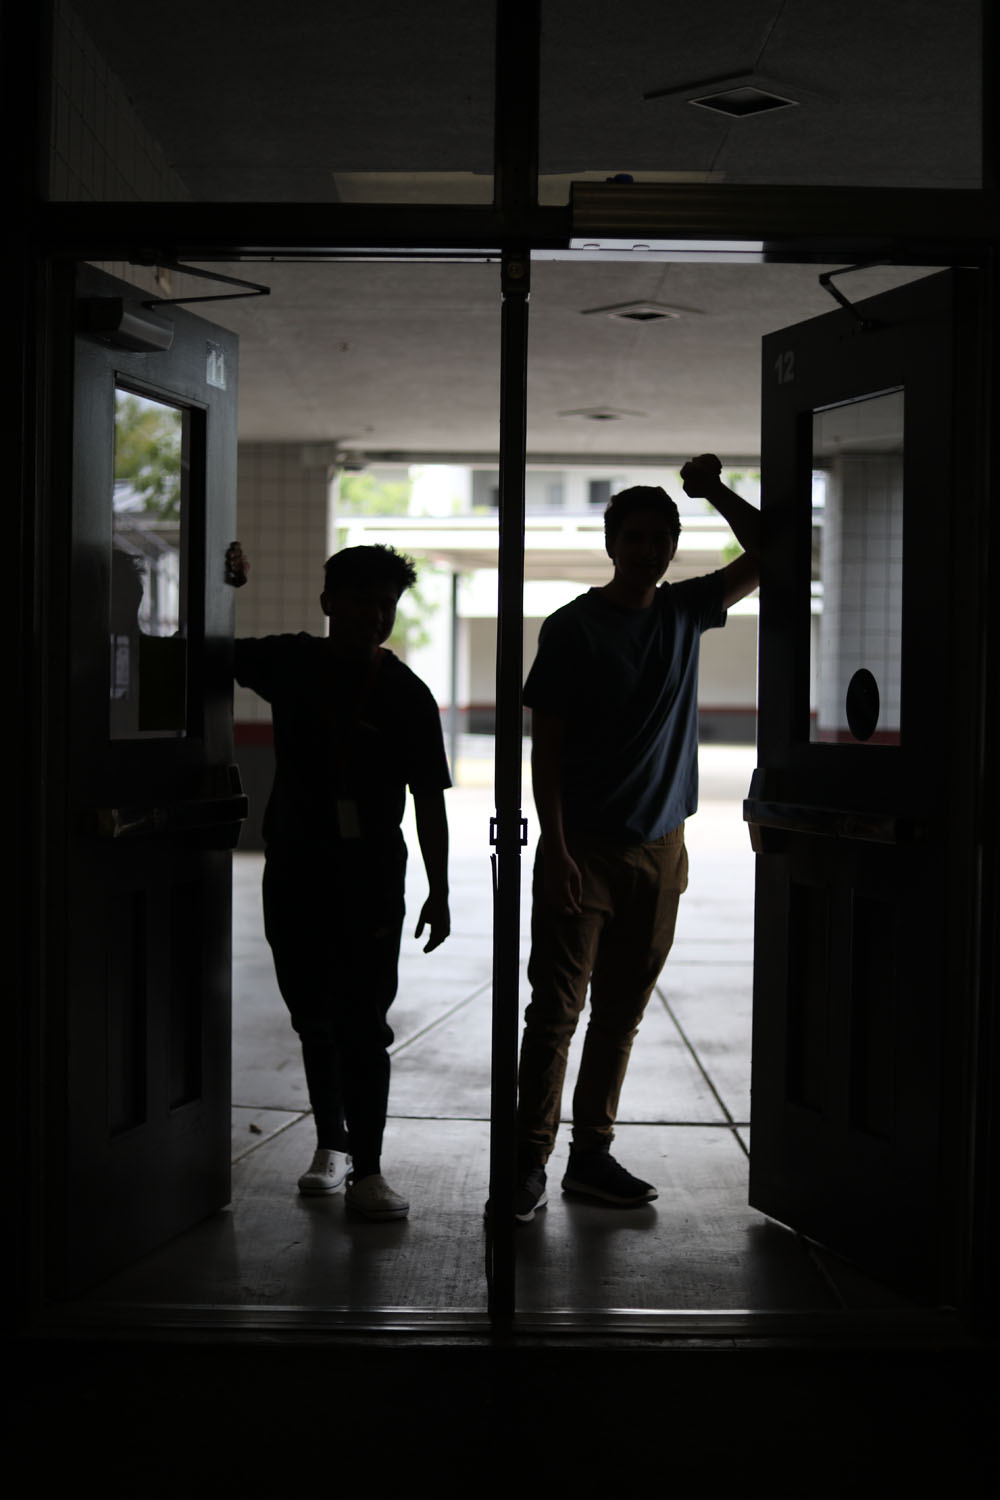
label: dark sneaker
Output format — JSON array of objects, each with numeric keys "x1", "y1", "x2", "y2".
[
  {"x1": 562, "y1": 1149, "x2": 657, "y2": 1205},
  {"x1": 483, "y1": 1162, "x2": 548, "y2": 1223},
  {"x1": 515, "y1": 1163, "x2": 548, "y2": 1223}
]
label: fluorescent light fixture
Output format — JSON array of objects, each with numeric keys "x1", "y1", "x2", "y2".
[{"x1": 568, "y1": 237, "x2": 765, "y2": 263}]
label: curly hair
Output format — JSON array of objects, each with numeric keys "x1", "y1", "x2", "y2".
[
  {"x1": 604, "y1": 486, "x2": 681, "y2": 551},
  {"x1": 323, "y1": 543, "x2": 418, "y2": 599}
]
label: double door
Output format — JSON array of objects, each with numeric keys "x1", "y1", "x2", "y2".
[{"x1": 46, "y1": 263, "x2": 989, "y2": 1314}]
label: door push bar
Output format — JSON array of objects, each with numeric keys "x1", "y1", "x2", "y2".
[
  {"x1": 97, "y1": 766, "x2": 249, "y2": 849},
  {"x1": 743, "y1": 797, "x2": 916, "y2": 852}
]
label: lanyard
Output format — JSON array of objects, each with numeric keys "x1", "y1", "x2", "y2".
[{"x1": 329, "y1": 646, "x2": 384, "y2": 794}]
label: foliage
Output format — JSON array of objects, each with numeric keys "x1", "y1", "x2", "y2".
[
  {"x1": 338, "y1": 473, "x2": 414, "y2": 516},
  {"x1": 114, "y1": 394, "x2": 183, "y2": 519},
  {"x1": 702, "y1": 471, "x2": 761, "y2": 564},
  {"x1": 336, "y1": 471, "x2": 439, "y2": 655}
]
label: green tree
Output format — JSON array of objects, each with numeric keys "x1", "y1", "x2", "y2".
[
  {"x1": 336, "y1": 471, "x2": 439, "y2": 655},
  {"x1": 114, "y1": 393, "x2": 183, "y2": 519},
  {"x1": 338, "y1": 473, "x2": 413, "y2": 517}
]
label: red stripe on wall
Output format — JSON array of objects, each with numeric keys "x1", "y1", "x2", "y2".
[{"x1": 234, "y1": 721, "x2": 274, "y2": 747}]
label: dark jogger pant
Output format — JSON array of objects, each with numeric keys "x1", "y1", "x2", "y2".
[{"x1": 262, "y1": 839, "x2": 406, "y2": 1175}]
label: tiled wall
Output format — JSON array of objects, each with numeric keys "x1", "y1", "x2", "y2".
[
  {"x1": 48, "y1": 1, "x2": 188, "y2": 296},
  {"x1": 48, "y1": 0, "x2": 190, "y2": 205},
  {"x1": 233, "y1": 444, "x2": 333, "y2": 725}
]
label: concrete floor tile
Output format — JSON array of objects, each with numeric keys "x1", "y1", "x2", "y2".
[
  {"x1": 514, "y1": 1125, "x2": 838, "y2": 1313},
  {"x1": 231, "y1": 1106, "x2": 303, "y2": 1160},
  {"x1": 656, "y1": 962, "x2": 754, "y2": 1122},
  {"x1": 390, "y1": 993, "x2": 493, "y2": 1119},
  {"x1": 92, "y1": 1117, "x2": 490, "y2": 1312}
]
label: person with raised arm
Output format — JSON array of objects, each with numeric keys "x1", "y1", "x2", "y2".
[{"x1": 510, "y1": 456, "x2": 760, "y2": 1221}]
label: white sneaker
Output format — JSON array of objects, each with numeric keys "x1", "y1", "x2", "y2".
[
  {"x1": 297, "y1": 1148, "x2": 351, "y2": 1195},
  {"x1": 344, "y1": 1172, "x2": 409, "y2": 1220}
]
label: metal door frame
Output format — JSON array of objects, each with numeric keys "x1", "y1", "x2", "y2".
[{"x1": 10, "y1": 0, "x2": 999, "y2": 1338}]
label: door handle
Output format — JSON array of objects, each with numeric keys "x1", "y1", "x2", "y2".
[
  {"x1": 97, "y1": 793, "x2": 249, "y2": 839},
  {"x1": 97, "y1": 766, "x2": 249, "y2": 847},
  {"x1": 743, "y1": 797, "x2": 916, "y2": 850}
]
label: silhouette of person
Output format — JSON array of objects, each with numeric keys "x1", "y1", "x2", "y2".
[
  {"x1": 226, "y1": 541, "x2": 450, "y2": 1220},
  {"x1": 511, "y1": 456, "x2": 760, "y2": 1221}
]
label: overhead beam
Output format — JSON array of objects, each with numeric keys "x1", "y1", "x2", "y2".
[
  {"x1": 569, "y1": 184, "x2": 1000, "y2": 264},
  {"x1": 32, "y1": 183, "x2": 998, "y2": 265}
]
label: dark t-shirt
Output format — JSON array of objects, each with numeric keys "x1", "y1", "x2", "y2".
[
  {"x1": 234, "y1": 635, "x2": 451, "y2": 848},
  {"x1": 522, "y1": 573, "x2": 727, "y2": 842}
]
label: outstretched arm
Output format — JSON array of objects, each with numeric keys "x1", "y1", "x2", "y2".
[
  {"x1": 413, "y1": 789, "x2": 451, "y2": 952},
  {"x1": 681, "y1": 455, "x2": 760, "y2": 608},
  {"x1": 531, "y1": 709, "x2": 582, "y2": 916}
]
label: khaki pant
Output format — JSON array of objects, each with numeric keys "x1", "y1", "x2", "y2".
[{"x1": 517, "y1": 825, "x2": 688, "y2": 1161}]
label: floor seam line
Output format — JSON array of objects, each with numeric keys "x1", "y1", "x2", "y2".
[
  {"x1": 231, "y1": 1109, "x2": 312, "y2": 1164},
  {"x1": 655, "y1": 985, "x2": 740, "y2": 1128},
  {"x1": 389, "y1": 978, "x2": 493, "y2": 1056}
]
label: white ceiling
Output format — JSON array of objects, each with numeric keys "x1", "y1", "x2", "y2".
[
  {"x1": 74, "y1": 0, "x2": 980, "y2": 460},
  {"x1": 206, "y1": 257, "x2": 935, "y2": 459}
]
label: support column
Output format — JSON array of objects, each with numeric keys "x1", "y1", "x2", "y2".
[
  {"x1": 485, "y1": 0, "x2": 540, "y2": 1332},
  {"x1": 486, "y1": 250, "x2": 529, "y2": 1327}
]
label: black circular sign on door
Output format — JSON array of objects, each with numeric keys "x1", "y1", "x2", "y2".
[{"x1": 846, "y1": 668, "x2": 881, "y2": 742}]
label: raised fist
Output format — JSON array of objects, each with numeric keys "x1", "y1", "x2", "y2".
[{"x1": 680, "y1": 454, "x2": 723, "y2": 498}]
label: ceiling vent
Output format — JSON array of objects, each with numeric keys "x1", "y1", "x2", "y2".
[
  {"x1": 689, "y1": 86, "x2": 798, "y2": 118},
  {"x1": 558, "y1": 407, "x2": 646, "y2": 422},
  {"x1": 583, "y1": 301, "x2": 683, "y2": 323}
]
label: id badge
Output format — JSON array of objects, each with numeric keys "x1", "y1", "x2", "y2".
[{"x1": 336, "y1": 799, "x2": 361, "y2": 839}]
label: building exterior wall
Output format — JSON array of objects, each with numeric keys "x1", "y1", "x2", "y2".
[
  {"x1": 49, "y1": 1, "x2": 188, "y2": 299},
  {"x1": 49, "y1": 1, "x2": 190, "y2": 205},
  {"x1": 233, "y1": 442, "x2": 331, "y2": 721},
  {"x1": 233, "y1": 442, "x2": 331, "y2": 844}
]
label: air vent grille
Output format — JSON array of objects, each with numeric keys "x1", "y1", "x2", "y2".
[
  {"x1": 690, "y1": 86, "x2": 797, "y2": 118},
  {"x1": 583, "y1": 301, "x2": 683, "y2": 323},
  {"x1": 557, "y1": 407, "x2": 647, "y2": 422}
]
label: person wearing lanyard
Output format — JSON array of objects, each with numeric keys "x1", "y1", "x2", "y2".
[{"x1": 227, "y1": 541, "x2": 451, "y2": 1220}]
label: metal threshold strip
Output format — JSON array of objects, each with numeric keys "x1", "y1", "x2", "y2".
[{"x1": 27, "y1": 1302, "x2": 975, "y2": 1349}]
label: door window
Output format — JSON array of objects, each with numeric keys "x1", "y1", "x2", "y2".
[
  {"x1": 110, "y1": 388, "x2": 188, "y2": 738},
  {"x1": 810, "y1": 389, "x2": 904, "y2": 745}
]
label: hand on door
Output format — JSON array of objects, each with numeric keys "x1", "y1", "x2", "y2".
[{"x1": 224, "y1": 540, "x2": 250, "y2": 587}]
